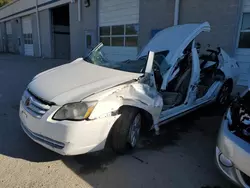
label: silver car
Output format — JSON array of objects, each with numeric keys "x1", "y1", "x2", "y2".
[{"x1": 216, "y1": 88, "x2": 250, "y2": 187}]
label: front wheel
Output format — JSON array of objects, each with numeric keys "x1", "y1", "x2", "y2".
[
  {"x1": 111, "y1": 107, "x2": 141, "y2": 154},
  {"x1": 216, "y1": 81, "x2": 233, "y2": 105}
]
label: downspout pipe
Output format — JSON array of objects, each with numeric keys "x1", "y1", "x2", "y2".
[
  {"x1": 78, "y1": 0, "x2": 82, "y2": 22},
  {"x1": 174, "y1": 0, "x2": 180, "y2": 25},
  {"x1": 36, "y1": 0, "x2": 42, "y2": 56}
]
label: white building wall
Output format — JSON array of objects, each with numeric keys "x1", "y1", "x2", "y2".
[
  {"x1": 0, "y1": 0, "x2": 35, "y2": 20},
  {"x1": 99, "y1": 0, "x2": 139, "y2": 26},
  {"x1": 235, "y1": 0, "x2": 250, "y2": 86},
  {"x1": 243, "y1": 0, "x2": 250, "y2": 12},
  {"x1": 0, "y1": 0, "x2": 71, "y2": 22}
]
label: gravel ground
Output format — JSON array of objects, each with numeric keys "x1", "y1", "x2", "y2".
[{"x1": 0, "y1": 54, "x2": 239, "y2": 188}]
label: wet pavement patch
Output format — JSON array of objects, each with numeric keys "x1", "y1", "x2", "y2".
[
  {"x1": 137, "y1": 103, "x2": 226, "y2": 151},
  {"x1": 74, "y1": 150, "x2": 117, "y2": 174},
  {"x1": 137, "y1": 123, "x2": 181, "y2": 151},
  {"x1": 137, "y1": 110, "x2": 201, "y2": 151},
  {"x1": 72, "y1": 150, "x2": 150, "y2": 175}
]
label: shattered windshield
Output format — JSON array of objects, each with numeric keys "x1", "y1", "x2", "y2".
[{"x1": 84, "y1": 43, "x2": 170, "y2": 75}]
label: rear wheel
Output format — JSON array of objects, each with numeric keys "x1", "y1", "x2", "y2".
[
  {"x1": 111, "y1": 107, "x2": 141, "y2": 154},
  {"x1": 216, "y1": 81, "x2": 233, "y2": 105}
]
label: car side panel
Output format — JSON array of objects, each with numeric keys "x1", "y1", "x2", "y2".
[{"x1": 89, "y1": 83, "x2": 163, "y2": 125}]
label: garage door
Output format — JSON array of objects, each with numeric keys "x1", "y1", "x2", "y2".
[
  {"x1": 22, "y1": 16, "x2": 34, "y2": 56},
  {"x1": 235, "y1": 0, "x2": 250, "y2": 86},
  {"x1": 6, "y1": 21, "x2": 14, "y2": 53},
  {"x1": 99, "y1": 0, "x2": 139, "y2": 61}
]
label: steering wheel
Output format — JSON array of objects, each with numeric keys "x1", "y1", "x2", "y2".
[{"x1": 153, "y1": 60, "x2": 161, "y2": 73}]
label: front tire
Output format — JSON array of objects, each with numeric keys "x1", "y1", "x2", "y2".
[{"x1": 111, "y1": 107, "x2": 141, "y2": 154}]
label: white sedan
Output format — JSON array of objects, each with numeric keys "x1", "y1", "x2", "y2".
[{"x1": 19, "y1": 22, "x2": 240, "y2": 155}]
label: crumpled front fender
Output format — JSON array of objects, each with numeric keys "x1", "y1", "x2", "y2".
[{"x1": 89, "y1": 83, "x2": 163, "y2": 124}]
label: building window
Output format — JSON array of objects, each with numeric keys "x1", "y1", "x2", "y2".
[
  {"x1": 126, "y1": 24, "x2": 138, "y2": 35},
  {"x1": 112, "y1": 25, "x2": 124, "y2": 35},
  {"x1": 24, "y1": 33, "x2": 33, "y2": 44},
  {"x1": 239, "y1": 13, "x2": 250, "y2": 48},
  {"x1": 100, "y1": 26, "x2": 110, "y2": 36},
  {"x1": 112, "y1": 37, "x2": 124, "y2": 46},
  {"x1": 100, "y1": 37, "x2": 110, "y2": 46},
  {"x1": 99, "y1": 24, "x2": 139, "y2": 47},
  {"x1": 125, "y1": 36, "x2": 138, "y2": 47}
]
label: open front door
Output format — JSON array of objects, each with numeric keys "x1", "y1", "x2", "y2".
[
  {"x1": 184, "y1": 40, "x2": 200, "y2": 105},
  {"x1": 144, "y1": 51, "x2": 164, "y2": 126}
]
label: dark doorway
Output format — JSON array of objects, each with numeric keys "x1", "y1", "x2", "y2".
[{"x1": 51, "y1": 4, "x2": 70, "y2": 59}]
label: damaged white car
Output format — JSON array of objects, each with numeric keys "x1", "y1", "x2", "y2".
[
  {"x1": 19, "y1": 22, "x2": 239, "y2": 155},
  {"x1": 216, "y1": 87, "x2": 250, "y2": 187}
]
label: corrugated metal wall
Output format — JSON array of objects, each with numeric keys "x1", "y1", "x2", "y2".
[{"x1": 99, "y1": 0, "x2": 139, "y2": 61}]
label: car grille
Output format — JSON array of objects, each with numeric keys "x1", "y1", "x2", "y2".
[
  {"x1": 240, "y1": 171, "x2": 250, "y2": 186},
  {"x1": 22, "y1": 89, "x2": 52, "y2": 118}
]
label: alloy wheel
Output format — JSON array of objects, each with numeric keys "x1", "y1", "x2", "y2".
[{"x1": 128, "y1": 114, "x2": 141, "y2": 148}]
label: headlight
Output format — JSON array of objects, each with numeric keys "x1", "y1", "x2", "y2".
[
  {"x1": 219, "y1": 153, "x2": 233, "y2": 167},
  {"x1": 53, "y1": 102, "x2": 96, "y2": 121}
]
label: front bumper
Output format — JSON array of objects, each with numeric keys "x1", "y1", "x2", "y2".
[
  {"x1": 216, "y1": 117, "x2": 250, "y2": 187},
  {"x1": 19, "y1": 102, "x2": 120, "y2": 155}
]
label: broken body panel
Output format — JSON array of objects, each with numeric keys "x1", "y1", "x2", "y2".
[
  {"x1": 20, "y1": 22, "x2": 240, "y2": 155},
  {"x1": 228, "y1": 90, "x2": 250, "y2": 142}
]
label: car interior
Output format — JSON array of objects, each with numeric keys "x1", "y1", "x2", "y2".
[
  {"x1": 153, "y1": 48, "x2": 193, "y2": 111},
  {"x1": 154, "y1": 44, "x2": 225, "y2": 112},
  {"x1": 197, "y1": 47, "x2": 225, "y2": 98}
]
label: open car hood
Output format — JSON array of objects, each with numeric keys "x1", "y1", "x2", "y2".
[{"x1": 138, "y1": 22, "x2": 211, "y2": 62}]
